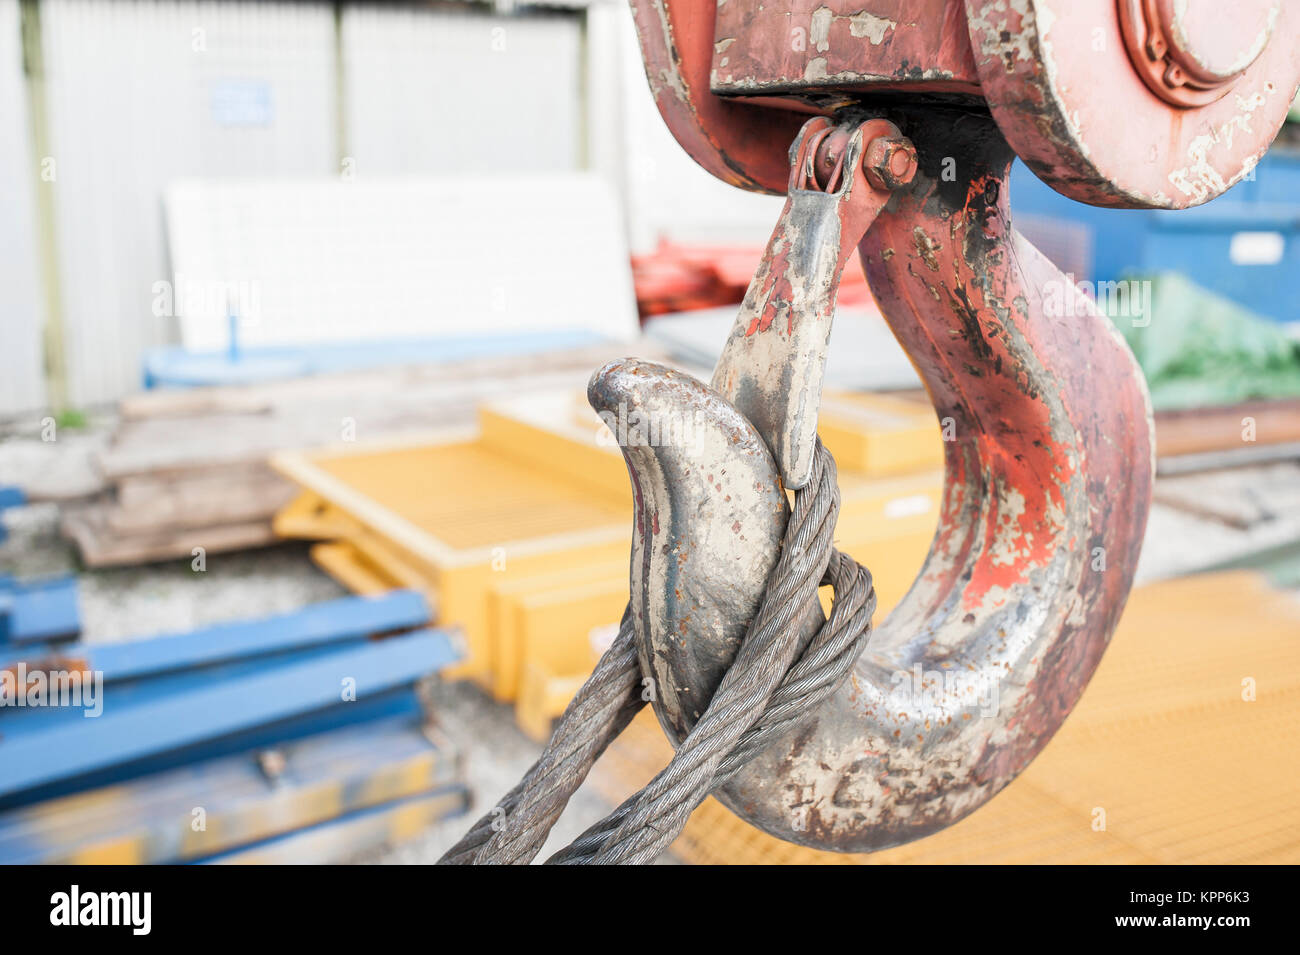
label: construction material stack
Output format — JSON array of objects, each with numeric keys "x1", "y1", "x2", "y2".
[
  {"x1": 0, "y1": 591, "x2": 467, "y2": 863},
  {"x1": 269, "y1": 387, "x2": 946, "y2": 738}
]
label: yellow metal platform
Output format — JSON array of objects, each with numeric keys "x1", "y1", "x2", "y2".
[
  {"x1": 269, "y1": 387, "x2": 1300, "y2": 862},
  {"x1": 271, "y1": 389, "x2": 944, "y2": 734},
  {"x1": 271, "y1": 427, "x2": 632, "y2": 689},
  {"x1": 589, "y1": 571, "x2": 1300, "y2": 864}
]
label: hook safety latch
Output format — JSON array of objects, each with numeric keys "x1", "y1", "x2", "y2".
[{"x1": 709, "y1": 115, "x2": 916, "y2": 490}]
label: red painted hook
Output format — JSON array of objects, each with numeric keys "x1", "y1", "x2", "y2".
[{"x1": 592, "y1": 110, "x2": 1153, "y2": 851}]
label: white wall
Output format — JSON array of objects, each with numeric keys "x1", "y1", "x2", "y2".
[
  {"x1": 342, "y1": 5, "x2": 582, "y2": 176},
  {"x1": 3, "y1": 0, "x2": 592, "y2": 415},
  {"x1": 164, "y1": 175, "x2": 639, "y2": 349},
  {"x1": 0, "y1": 0, "x2": 48, "y2": 415},
  {"x1": 39, "y1": 0, "x2": 337, "y2": 408},
  {"x1": 604, "y1": 0, "x2": 784, "y2": 253},
  {"x1": 1, "y1": 0, "x2": 781, "y2": 415}
]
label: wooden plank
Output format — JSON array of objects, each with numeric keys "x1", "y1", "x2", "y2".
[
  {"x1": 269, "y1": 437, "x2": 629, "y2": 571},
  {"x1": 309, "y1": 542, "x2": 401, "y2": 596},
  {"x1": 105, "y1": 468, "x2": 296, "y2": 535},
  {"x1": 274, "y1": 491, "x2": 367, "y2": 541},
  {"x1": 1152, "y1": 462, "x2": 1300, "y2": 529},
  {"x1": 50, "y1": 343, "x2": 671, "y2": 567},
  {"x1": 60, "y1": 506, "x2": 279, "y2": 567},
  {"x1": 118, "y1": 341, "x2": 663, "y2": 421},
  {"x1": 115, "y1": 462, "x2": 273, "y2": 509},
  {"x1": 487, "y1": 564, "x2": 624, "y2": 701},
  {"x1": 1154, "y1": 398, "x2": 1300, "y2": 458},
  {"x1": 102, "y1": 343, "x2": 670, "y2": 479}
]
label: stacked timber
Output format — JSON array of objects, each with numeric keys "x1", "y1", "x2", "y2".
[{"x1": 60, "y1": 342, "x2": 663, "y2": 567}]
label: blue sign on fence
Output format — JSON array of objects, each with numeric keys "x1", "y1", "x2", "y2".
[{"x1": 210, "y1": 79, "x2": 274, "y2": 128}]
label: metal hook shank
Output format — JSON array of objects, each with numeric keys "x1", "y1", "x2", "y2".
[
  {"x1": 710, "y1": 116, "x2": 900, "y2": 491},
  {"x1": 599, "y1": 110, "x2": 1154, "y2": 852}
]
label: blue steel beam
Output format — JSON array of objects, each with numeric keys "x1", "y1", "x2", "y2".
[
  {"x1": 0, "y1": 590, "x2": 431, "y2": 679},
  {"x1": 0, "y1": 628, "x2": 458, "y2": 802},
  {"x1": 0, "y1": 488, "x2": 24, "y2": 545},
  {"x1": 0, "y1": 576, "x2": 79, "y2": 645},
  {"x1": 0, "y1": 690, "x2": 423, "y2": 810}
]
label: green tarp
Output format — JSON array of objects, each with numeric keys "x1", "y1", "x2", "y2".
[{"x1": 1102, "y1": 272, "x2": 1300, "y2": 411}]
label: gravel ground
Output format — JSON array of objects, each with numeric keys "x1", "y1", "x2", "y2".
[
  {"x1": 3, "y1": 419, "x2": 1295, "y2": 864},
  {"x1": 351, "y1": 678, "x2": 641, "y2": 864}
]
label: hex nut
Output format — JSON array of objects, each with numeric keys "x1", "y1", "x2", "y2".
[{"x1": 864, "y1": 137, "x2": 919, "y2": 191}]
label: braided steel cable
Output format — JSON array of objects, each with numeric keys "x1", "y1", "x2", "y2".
[
  {"x1": 437, "y1": 607, "x2": 644, "y2": 865},
  {"x1": 440, "y1": 441, "x2": 875, "y2": 865}
]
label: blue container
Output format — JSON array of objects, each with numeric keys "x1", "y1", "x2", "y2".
[{"x1": 1009, "y1": 149, "x2": 1300, "y2": 325}]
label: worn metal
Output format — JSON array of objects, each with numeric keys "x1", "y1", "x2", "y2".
[
  {"x1": 711, "y1": 116, "x2": 905, "y2": 489},
  {"x1": 605, "y1": 110, "x2": 1154, "y2": 851},
  {"x1": 631, "y1": 0, "x2": 1300, "y2": 209},
  {"x1": 614, "y1": 0, "x2": 1300, "y2": 852},
  {"x1": 587, "y1": 359, "x2": 816, "y2": 733},
  {"x1": 966, "y1": 0, "x2": 1298, "y2": 207},
  {"x1": 0, "y1": 590, "x2": 431, "y2": 682},
  {"x1": 863, "y1": 134, "x2": 919, "y2": 191},
  {"x1": 710, "y1": 0, "x2": 981, "y2": 98},
  {"x1": 0, "y1": 628, "x2": 458, "y2": 807},
  {"x1": 1117, "y1": 0, "x2": 1281, "y2": 108},
  {"x1": 0, "y1": 575, "x2": 80, "y2": 645},
  {"x1": 0, "y1": 716, "x2": 464, "y2": 864},
  {"x1": 628, "y1": 0, "x2": 806, "y2": 194}
]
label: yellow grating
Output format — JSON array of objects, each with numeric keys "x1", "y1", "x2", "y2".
[
  {"x1": 311, "y1": 442, "x2": 628, "y2": 551},
  {"x1": 589, "y1": 571, "x2": 1300, "y2": 864}
]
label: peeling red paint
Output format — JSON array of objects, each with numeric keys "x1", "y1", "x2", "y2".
[
  {"x1": 711, "y1": 0, "x2": 980, "y2": 96},
  {"x1": 744, "y1": 243, "x2": 794, "y2": 336},
  {"x1": 607, "y1": 0, "x2": 1295, "y2": 854}
]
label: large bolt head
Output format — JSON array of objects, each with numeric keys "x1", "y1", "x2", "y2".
[{"x1": 864, "y1": 137, "x2": 918, "y2": 191}]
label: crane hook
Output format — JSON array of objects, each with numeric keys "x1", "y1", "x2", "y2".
[{"x1": 592, "y1": 109, "x2": 1154, "y2": 852}]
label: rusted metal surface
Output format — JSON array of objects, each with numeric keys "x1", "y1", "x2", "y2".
[
  {"x1": 628, "y1": 0, "x2": 807, "y2": 194},
  {"x1": 862, "y1": 133, "x2": 918, "y2": 190},
  {"x1": 586, "y1": 359, "x2": 813, "y2": 736},
  {"x1": 967, "y1": 0, "x2": 1299, "y2": 207},
  {"x1": 1118, "y1": 0, "x2": 1281, "y2": 108},
  {"x1": 711, "y1": 0, "x2": 981, "y2": 97},
  {"x1": 631, "y1": 0, "x2": 1300, "y2": 210},
  {"x1": 615, "y1": 0, "x2": 1297, "y2": 852},
  {"x1": 834, "y1": 109, "x2": 1152, "y2": 848},
  {"x1": 601, "y1": 109, "x2": 1154, "y2": 851},
  {"x1": 710, "y1": 116, "x2": 905, "y2": 489}
]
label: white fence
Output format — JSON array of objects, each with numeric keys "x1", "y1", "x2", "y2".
[
  {"x1": 0, "y1": 0, "x2": 781, "y2": 417},
  {"x1": 0, "y1": 0, "x2": 46, "y2": 413},
  {"x1": 38, "y1": 0, "x2": 337, "y2": 408}
]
